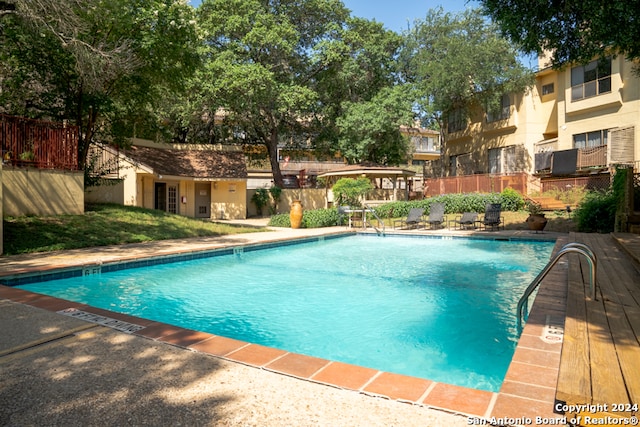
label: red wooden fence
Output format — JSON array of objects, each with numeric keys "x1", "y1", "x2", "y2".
[
  {"x1": 1, "y1": 114, "x2": 79, "y2": 170},
  {"x1": 423, "y1": 173, "x2": 529, "y2": 196}
]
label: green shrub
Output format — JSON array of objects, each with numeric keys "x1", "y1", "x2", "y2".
[
  {"x1": 573, "y1": 190, "x2": 616, "y2": 233},
  {"x1": 500, "y1": 187, "x2": 525, "y2": 211},
  {"x1": 268, "y1": 213, "x2": 291, "y2": 227},
  {"x1": 373, "y1": 192, "x2": 511, "y2": 219},
  {"x1": 332, "y1": 178, "x2": 373, "y2": 207},
  {"x1": 251, "y1": 188, "x2": 270, "y2": 216}
]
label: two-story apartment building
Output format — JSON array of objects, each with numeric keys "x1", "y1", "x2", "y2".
[{"x1": 428, "y1": 53, "x2": 639, "y2": 196}]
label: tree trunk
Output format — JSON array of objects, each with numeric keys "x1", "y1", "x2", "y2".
[{"x1": 267, "y1": 128, "x2": 284, "y2": 188}]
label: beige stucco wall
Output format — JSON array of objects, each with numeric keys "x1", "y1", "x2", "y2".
[
  {"x1": 555, "y1": 56, "x2": 640, "y2": 158},
  {"x1": 212, "y1": 181, "x2": 247, "y2": 219},
  {"x1": 3, "y1": 168, "x2": 84, "y2": 217}
]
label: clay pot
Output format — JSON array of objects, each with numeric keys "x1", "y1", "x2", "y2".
[
  {"x1": 290, "y1": 200, "x2": 303, "y2": 229},
  {"x1": 526, "y1": 213, "x2": 548, "y2": 232}
]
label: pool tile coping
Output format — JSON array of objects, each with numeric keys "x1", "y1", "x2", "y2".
[{"x1": 0, "y1": 231, "x2": 568, "y2": 420}]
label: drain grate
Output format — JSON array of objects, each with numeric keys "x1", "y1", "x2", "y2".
[{"x1": 57, "y1": 308, "x2": 144, "y2": 333}]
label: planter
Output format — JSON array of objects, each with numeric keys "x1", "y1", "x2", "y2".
[
  {"x1": 290, "y1": 200, "x2": 303, "y2": 229},
  {"x1": 526, "y1": 213, "x2": 548, "y2": 232}
]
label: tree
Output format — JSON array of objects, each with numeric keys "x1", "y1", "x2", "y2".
[
  {"x1": 480, "y1": 0, "x2": 640, "y2": 69},
  {"x1": 0, "y1": 0, "x2": 200, "y2": 168},
  {"x1": 316, "y1": 17, "x2": 413, "y2": 165},
  {"x1": 195, "y1": 0, "x2": 350, "y2": 187},
  {"x1": 401, "y1": 8, "x2": 534, "y2": 147},
  {"x1": 335, "y1": 86, "x2": 412, "y2": 164}
]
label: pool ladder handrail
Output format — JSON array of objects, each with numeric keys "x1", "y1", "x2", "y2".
[
  {"x1": 363, "y1": 204, "x2": 385, "y2": 236},
  {"x1": 516, "y1": 242, "x2": 597, "y2": 331}
]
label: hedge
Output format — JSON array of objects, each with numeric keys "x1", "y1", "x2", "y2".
[{"x1": 267, "y1": 189, "x2": 525, "y2": 228}]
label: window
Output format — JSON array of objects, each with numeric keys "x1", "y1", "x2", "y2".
[
  {"x1": 412, "y1": 135, "x2": 438, "y2": 152},
  {"x1": 449, "y1": 155, "x2": 457, "y2": 176},
  {"x1": 542, "y1": 83, "x2": 554, "y2": 95},
  {"x1": 486, "y1": 94, "x2": 511, "y2": 123},
  {"x1": 489, "y1": 148, "x2": 501, "y2": 174},
  {"x1": 573, "y1": 129, "x2": 609, "y2": 149},
  {"x1": 488, "y1": 146, "x2": 519, "y2": 174},
  {"x1": 447, "y1": 109, "x2": 466, "y2": 133},
  {"x1": 571, "y1": 57, "x2": 611, "y2": 101}
]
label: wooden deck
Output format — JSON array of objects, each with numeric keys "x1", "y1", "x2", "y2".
[{"x1": 556, "y1": 232, "x2": 640, "y2": 422}]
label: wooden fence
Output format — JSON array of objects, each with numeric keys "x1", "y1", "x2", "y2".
[
  {"x1": 1, "y1": 115, "x2": 79, "y2": 170},
  {"x1": 423, "y1": 173, "x2": 529, "y2": 196}
]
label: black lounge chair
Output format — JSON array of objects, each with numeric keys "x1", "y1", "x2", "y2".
[
  {"x1": 426, "y1": 202, "x2": 445, "y2": 229},
  {"x1": 482, "y1": 203, "x2": 504, "y2": 231},
  {"x1": 393, "y1": 207, "x2": 425, "y2": 229},
  {"x1": 450, "y1": 212, "x2": 478, "y2": 230}
]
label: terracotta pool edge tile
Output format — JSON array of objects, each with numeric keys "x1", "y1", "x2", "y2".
[{"x1": 264, "y1": 352, "x2": 332, "y2": 379}]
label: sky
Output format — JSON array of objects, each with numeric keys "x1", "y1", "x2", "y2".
[
  {"x1": 189, "y1": 0, "x2": 481, "y2": 33},
  {"x1": 341, "y1": 0, "x2": 480, "y2": 33}
]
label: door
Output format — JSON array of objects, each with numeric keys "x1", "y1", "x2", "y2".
[
  {"x1": 155, "y1": 182, "x2": 178, "y2": 214},
  {"x1": 195, "y1": 182, "x2": 211, "y2": 218},
  {"x1": 154, "y1": 183, "x2": 167, "y2": 211}
]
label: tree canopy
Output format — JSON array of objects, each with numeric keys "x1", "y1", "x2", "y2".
[
  {"x1": 401, "y1": 8, "x2": 534, "y2": 134},
  {"x1": 0, "y1": 0, "x2": 200, "y2": 167},
  {"x1": 480, "y1": 0, "x2": 640, "y2": 68}
]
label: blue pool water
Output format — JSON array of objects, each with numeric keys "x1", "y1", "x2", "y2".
[{"x1": 17, "y1": 235, "x2": 554, "y2": 392}]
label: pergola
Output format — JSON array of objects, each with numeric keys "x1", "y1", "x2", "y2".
[{"x1": 317, "y1": 164, "x2": 416, "y2": 203}]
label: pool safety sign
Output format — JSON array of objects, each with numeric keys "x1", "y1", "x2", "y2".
[{"x1": 542, "y1": 315, "x2": 564, "y2": 343}]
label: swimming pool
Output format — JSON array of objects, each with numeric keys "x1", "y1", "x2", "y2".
[{"x1": 14, "y1": 234, "x2": 554, "y2": 392}]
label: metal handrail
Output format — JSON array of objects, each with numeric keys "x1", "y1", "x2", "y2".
[
  {"x1": 363, "y1": 204, "x2": 385, "y2": 236},
  {"x1": 516, "y1": 243, "x2": 597, "y2": 331}
]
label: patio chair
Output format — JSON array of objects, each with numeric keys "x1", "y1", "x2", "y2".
[
  {"x1": 393, "y1": 208, "x2": 425, "y2": 229},
  {"x1": 481, "y1": 203, "x2": 504, "y2": 231},
  {"x1": 449, "y1": 212, "x2": 478, "y2": 230},
  {"x1": 426, "y1": 202, "x2": 445, "y2": 229}
]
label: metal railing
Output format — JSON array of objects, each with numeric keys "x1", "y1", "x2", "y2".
[
  {"x1": 516, "y1": 242, "x2": 597, "y2": 331},
  {"x1": 363, "y1": 204, "x2": 385, "y2": 236}
]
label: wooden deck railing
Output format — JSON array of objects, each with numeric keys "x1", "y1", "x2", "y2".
[
  {"x1": 577, "y1": 145, "x2": 607, "y2": 169},
  {"x1": 1, "y1": 115, "x2": 79, "y2": 170}
]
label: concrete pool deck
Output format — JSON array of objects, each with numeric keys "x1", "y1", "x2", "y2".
[{"x1": 1, "y1": 222, "x2": 633, "y2": 425}]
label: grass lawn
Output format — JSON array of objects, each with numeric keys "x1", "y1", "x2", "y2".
[{"x1": 2, "y1": 203, "x2": 264, "y2": 255}]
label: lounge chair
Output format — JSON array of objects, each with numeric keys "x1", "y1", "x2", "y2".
[
  {"x1": 482, "y1": 203, "x2": 504, "y2": 231},
  {"x1": 426, "y1": 202, "x2": 445, "y2": 229},
  {"x1": 449, "y1": 212, "x2": 478, "y2": 230},
  {"x1": 393, "y1": 208, "x2": 425, "y2": 229}
]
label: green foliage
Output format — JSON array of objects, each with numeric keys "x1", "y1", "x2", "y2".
[
  {"x1": 481, "y1": 0, "x2": 640, "y2": 70},
  {"x1": 268, "y1": 213, "x2": 291, "y2": 227},
  {"x1": 335, "y1": 86, "x2": 413, "y2": 165},
  {"x1": 251, "y1": 188, "x2": 270, "y2": 216},
  {"x1": 332, "y1": 178, "x2": 374, "y2": 207},
  {"x1": 402, "y1": 7, "x2": 534, "y2": 130},
  {"x1": 573, "y1": 190, "x2": 617, "y2": 233},
  {"x1": 373, "y1": 192, "x2": 517, "y2": 219},
  {"x1": 2, "y1": 203, "x2": 259, "y2": 255},
  {"x1": 500, "y1": 187, "x2": 525, "y2": 211},
  {"x1": 0, "y1": 0, "x2": 201, "y2": 167}
]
